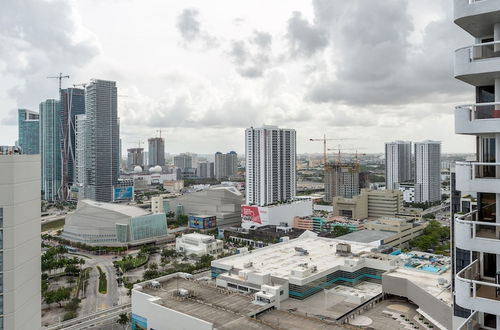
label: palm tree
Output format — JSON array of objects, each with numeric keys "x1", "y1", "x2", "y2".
[{"x1": 116, "y1": 312, "x2": 130, "y2": 329}]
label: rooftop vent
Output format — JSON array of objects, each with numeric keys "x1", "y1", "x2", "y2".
[
  {"x1": 295, "y1": 247, "x2": 309, "y2": 256},
  {"x1": 336, "y1": 243, "x2": 351, "y2": 256}
]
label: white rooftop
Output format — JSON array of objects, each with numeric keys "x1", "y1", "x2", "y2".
[
  {"x1": 80, "y1": 199, "x2": 148, "y2": 217},
  {"x1": 386, "y1": 265, "x2": 452, "y2": 305},
  {"x1": 212, "y1": 233, "x2": 380, "y2": 280}
]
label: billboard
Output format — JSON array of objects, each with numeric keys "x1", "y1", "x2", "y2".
[
  {"x1": 188, "y1": 216, "x2": 217, "y2": 229},
  {"x1": 114, "y1": 186, "x2": 134, "y2": 201},
  {"x1": 241, "y1": 206, "x2": 262, "y2": 224}
]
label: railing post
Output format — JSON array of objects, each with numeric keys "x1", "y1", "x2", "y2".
[{"x1": 472, "y1": 282, "x2": 476, "y2": 298}]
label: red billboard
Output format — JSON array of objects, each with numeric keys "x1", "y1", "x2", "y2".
[{"x1": 241, "y1": 206, "x2": 261, "y2": 224}]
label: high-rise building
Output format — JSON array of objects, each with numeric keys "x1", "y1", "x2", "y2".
[
  {"x1": 74, "y1": 114, "x2": 86, "y2": 188},
  {"x1": 385, "y1": 141, "x2": 412, "y2": 190},
  {"x1": 324, "y1": 162, "x2": 360, "y2": 202},
  {"x1": 40, "y1": 99, "x2": 62, "y2": 201},
  {"x1": 127, "y1": 148, "x2": 144, "y2": 169},
  {"x1": 245, "y1": 125, "x2": 296, "y2": 206},
  {"x1": 17, "y1": 109, "x2": 39, "y2": 155},
  {"x1": 414, "y1": 140, "x2": 441, "y2": 203},
  {"x1": 197, "y1": 161, "x2": 214, "y2": 178},
  {"x1": 174, "y1": 153, "x2": 192, "y2": 171},
  {"x1": 0, "y1": 153, "x2": 41, "y2": 329},
  {"x1": 59, "y1": 88, "x2": 85, "y2": 199},
  {"x1": 84, "y1": 79, "x2": 119, "y2": 202},
  {"x1": 148, "y1": 137, "x2": 165, "y2": 167},
  {"x1": 214, "y1": 151, "x2": 238, "y2": 180},
  {"x1": 453, "y1": 2, "x2": 500, "y2": 328}
]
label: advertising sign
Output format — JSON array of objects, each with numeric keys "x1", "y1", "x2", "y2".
[
  {"x1": 241, "y1": 206, "x2": 262, "y2": 224},
  {"x1": 114, "y1": 186, "x2": 134, "y2": 201}
]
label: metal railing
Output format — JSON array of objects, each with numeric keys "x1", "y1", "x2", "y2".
[
  {"x1": 457, "y1": 310, "x2": 479, "y2": 330},
  {"x1": 457, "y1": 259, "x2": 500, "y2": 301},
  {"x1": 456, "y1": 210, "x2": 500, "y2": 240},
  {"x1": 456, "y1": 102, "x2": 500, "y2": 120},
  {"x1": 456, "y1": 161, "x2": 500, "y2": 179},
  {"x1": 457, "y1": 40, "x2": 500, "y2": 61}
]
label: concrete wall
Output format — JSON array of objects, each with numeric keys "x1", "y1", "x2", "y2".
[
  {"x1": 0, "y1": 155, "x2": 41, "y2": 330},
  {"x1": 383, "y1": 274, "x2": 452, "y2": 330},
  {"x1": 132, "y1": 289, "x2": 213, "y2": 330}
]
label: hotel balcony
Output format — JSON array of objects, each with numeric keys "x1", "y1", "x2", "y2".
[
  {"x1": 456, "y1": 259, "x2": 500, "y2": 316},
  {"x1": 455, "y1": 103, "x2": 500, "y2": 135},
  {"x1": 457, "y1": 311, "x2": 481, "y2": 330},
  {"x1": 455, "y1": 41, "x2": 500, "y2": 86},
  {"x1": 455, "y1": 0, "x2": 500, "y2": 38},
  {"x1": 456, "y1": 161, "x2": 500, "y2": 194},
  {"x1": 455, "y1": 210, "x2": 500, "y2": 254}
]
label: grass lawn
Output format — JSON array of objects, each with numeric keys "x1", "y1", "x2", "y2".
[
  {"x1": 96, "y1": 266, "x2": 107, "y2": 294},
  {"x1": 42, "y1": 218, "x2": 65, "y2": 232}
]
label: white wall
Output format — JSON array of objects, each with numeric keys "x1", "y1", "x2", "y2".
[{"x1": 132, "y1": 289, "x2": 213, "y2": 330}]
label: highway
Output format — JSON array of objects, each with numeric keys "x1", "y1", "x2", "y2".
[{"x1": 43, "y1": 304, "x2": 131, "y2": 330}]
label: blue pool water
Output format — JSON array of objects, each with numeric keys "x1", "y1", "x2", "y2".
[{"x1": 420, "y1": 265, "x2": 442, "y2": 273}]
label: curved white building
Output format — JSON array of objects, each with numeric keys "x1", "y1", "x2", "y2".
[
  {"x1": 62, "y1": 200, "x2": 168, "y2": 247},
  {"x1": 453, "y1": 1, "x2": 500, "y2": 329}
]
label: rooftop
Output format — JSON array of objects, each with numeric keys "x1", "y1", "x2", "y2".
[
  {"x1": 212, "y1": 232, "x2": 392, "y2": 280},
  {"x1": 335, "y1": 229, "x2": 395, "y2": 244},
  {"x1": 79, "y1": 199, "x2": 148, "y2": 217},
  {"x1": 135, "y1": 275, "x2": 348, "y2": 329}
]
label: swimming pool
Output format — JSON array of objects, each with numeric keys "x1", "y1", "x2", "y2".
[{"x1": 420, "y1": 265, "x2": 444, "y2": 273}]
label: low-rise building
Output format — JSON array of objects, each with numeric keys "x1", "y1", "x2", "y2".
[
  {"x1": 336, "y1": 217, "x2": 427, "y2": 248},
  {"x1": 241, "y1": 199, "x2": 313, "y2": 229},
  {"x1": 167, "y1": 187, "x2": 243, "y2": 227},
  {"x1": 293, "y1": 215, "x2": 365, "y2": 233},
  {"x1": 332, "y1": 189, "x2": 404, "y2": 219},
  {"x1": 163, "y1": 180, "x2": 184, "y2": 193},
  {"x1": 175, "y1": 233, "x2": 223, "y2": 256},
  {"x1": 62, "y1": 199, "x2": 168, "y2": 247},
  {"x1": 222, "y1": 225, "x2": 305, "y2": 248},
  {"x1": 398, "y1": 181, "x2": 416, "y2": 203}
]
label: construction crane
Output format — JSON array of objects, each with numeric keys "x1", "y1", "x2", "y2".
[
  {"x1": 73, "y1": 83, "x2": 87, "y2": 89},
  {"x1": 309, "y1": 135, "x2": 355, "y2": 166},
  {"x1": 47, "y1": 72, "x2": 70, "y2": 91},
  {"x1": 328, "y1": 146, "x2": 367, "y2": 163},
  {"x1": 157, "y1": 129, "x2": 164, "y2": 139}
]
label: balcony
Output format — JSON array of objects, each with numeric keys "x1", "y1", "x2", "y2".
[
  {"x1": 457, "y1": 311, "x2": 480, "y2": 330},
  {"x1": 456, "y1": 161, "x2": 500, "y2": 194},
  {"x1": 455, "y1": 41, "x2": 500, "y2": 86},
  {"x1": 454, "y1": 0, "x2": 500, "y2": 38},
  {"x1": 456, "y1": 259, "x2": 500, "y2": 316},
  {"x1": 455, "y1": 103, "x2": 500, "y2": 134},
  {"x1": 455, "y1": 211, "x2": 500, "y2": 254}
]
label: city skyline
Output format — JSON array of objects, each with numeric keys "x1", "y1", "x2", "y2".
[{"x1": 0, "y1": 0, "x2": 476, "y2": 155}]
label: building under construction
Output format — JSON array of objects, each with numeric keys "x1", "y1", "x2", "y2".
[{"x1": 324, "y1": 162, "x2": 360, "y2": 202}]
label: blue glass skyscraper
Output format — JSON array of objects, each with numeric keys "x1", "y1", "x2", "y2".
[
  {"x1": 40, "y1": 99, "x2": 62, "y2": 201},
  {"x1": 60, "y1": 88, "x2": 85, "y2": 198},
  {"x1": 17, "y1": 109, "x2": 39, "y2": 154}
]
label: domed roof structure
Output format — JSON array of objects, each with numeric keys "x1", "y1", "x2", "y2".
[
  {"x1": 133, "y1": 165, "x2": 143, "y2": 173},
  {"x1": 149, "y1": 165, "x2": 162, "y2": 173}
]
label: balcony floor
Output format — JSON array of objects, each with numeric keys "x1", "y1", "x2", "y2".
[{"x1": 476, "y1": 281, "x2": 500, "y2": 301}]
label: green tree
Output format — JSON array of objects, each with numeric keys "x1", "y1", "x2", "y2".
[
  {"x1": 332, "y1": 226, "x2": 351, "y2": 237},
  {"x1": 116, "y1": 312, "x2": 130, "y2": 329}
]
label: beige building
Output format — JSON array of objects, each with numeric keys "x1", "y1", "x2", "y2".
[
  {"x1": 163, "y1": 180, "x2": 184, "y2": 193},
  {"x1": 332, "y1": 189, "x2": 403, "y2": 220},
  {"x1": 339, "y1": 217, "x2": 427, "y2": 249}
]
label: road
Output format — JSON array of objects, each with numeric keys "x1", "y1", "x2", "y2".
[{"x1": 74, "y1": 252, "x2": 128, "y2": 316}]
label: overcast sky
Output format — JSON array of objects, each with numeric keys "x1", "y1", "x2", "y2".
[{"x1": 1, "y1": 0, "x2": 476, "y2": 155}]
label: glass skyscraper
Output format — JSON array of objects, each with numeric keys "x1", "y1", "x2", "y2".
[
  {"x1": 84, "y1": 79, "x2": 119, "y2": 202},
  {"x1": 17, "y1": 109, "x2": 39, "y2": 155},
  {"x1": 60, "y1": 88, "x2": 85, "y2": 198},
  {"x1": 40, "y1": 99, "x2": 62, "y2": 201}
]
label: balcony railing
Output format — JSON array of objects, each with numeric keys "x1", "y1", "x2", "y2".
[
  {"x1": 458, "y1": 41, "x2": 500, "y2": 61},
  {"x1": 457, "y1": 259, "x2": 500, "y2": 303},
  {"x1": 457, "y1": 161, "x2": 500, "y2": 179},
  {"x1": 457, "y1": 310, "x2": 479, "y2": 330},
  {"x1": 456, "y1": 102, "x2": 500, "y2": 120},
  {"x1": 456, "y1": 210, "x2": 500, "y2": 241}
]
